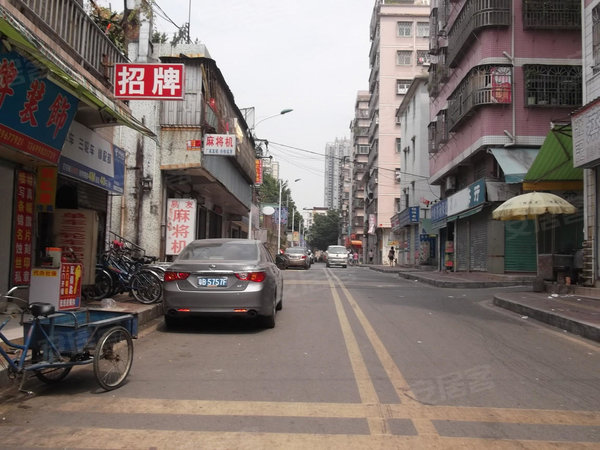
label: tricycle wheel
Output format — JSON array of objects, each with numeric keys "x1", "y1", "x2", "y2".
[
  {"x1": 93, "y1": 326, "x2": 133, "y2": 391},
  {"x1": 35, "y1": 366, "x2": 72, "y2": 384}
]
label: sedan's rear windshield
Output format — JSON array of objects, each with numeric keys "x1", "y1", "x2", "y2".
[
  {"x1": 327, "y1": 246, "x2": 346, "y2": 253},
  {"x1": 177, "y1": 242, "x2": 258, "y2": 261}
]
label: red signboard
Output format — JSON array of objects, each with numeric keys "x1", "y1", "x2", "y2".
[
  {"x1": 114, "y1": 63, "x2": 185, "y2": 100},
  {"x1": 13, "y1": 171, "x2": 34, "y2": 285}
]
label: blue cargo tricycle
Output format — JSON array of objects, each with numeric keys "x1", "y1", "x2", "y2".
[{"x1": 0, "y1": 300, "x2": 137, "y2": 392}]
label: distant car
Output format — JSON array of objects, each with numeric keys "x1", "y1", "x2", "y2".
[
  {"x1": 162, "y1": 239, "x2": 283, "y2": 329},
  {"x1": 284, "y1": 247, "x2": 311, "y2": 269},
  {"x1": 325, "y1": 245, "x2": 348, "y2": 268}
]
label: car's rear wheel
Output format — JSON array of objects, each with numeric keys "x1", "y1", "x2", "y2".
[{"x1": 261, "y1": 300, "x2": 276, "y2": 329}]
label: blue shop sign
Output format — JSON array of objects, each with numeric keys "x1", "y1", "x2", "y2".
[
  {"x1": 58, "y1": 121, "x2": 125, "y2": 195},
  {"x1": 431, "y1": 199, "x2": 447, "y2": 223},
  {"x1": 0, "y1": 51, "x2": 78, "y2": 163},
  {"x1": 398, "y1": 206, "x2": 420, "y2": 228}
]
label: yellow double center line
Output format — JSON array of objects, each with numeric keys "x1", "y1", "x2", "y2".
[{"x1": 324, "y1": 269, "x2": 438, "y2": 437}]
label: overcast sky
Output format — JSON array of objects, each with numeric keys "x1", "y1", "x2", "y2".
[{"x1": 99, "y1": 0, "x2": 374, "y2": 212}]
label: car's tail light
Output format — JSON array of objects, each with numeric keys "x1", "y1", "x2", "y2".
[
  {"x1": 301, "y1": 255, "x2": 306, "y2": 259},
  {"x1": 235, "y1": 271, "x2": 266, "y2": 282},
  {"x1": 164, "y1": 271, "x2": 190, "y2": 282}
]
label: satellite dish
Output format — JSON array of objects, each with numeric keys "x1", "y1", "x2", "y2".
[{"x1": 262, "y1": 206, "x2": 275, "y2": 215}]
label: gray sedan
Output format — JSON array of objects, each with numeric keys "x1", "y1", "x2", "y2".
[
  {"x1": 162, "y1": 239, "x2": 283, "y2": 329},
  {"x1": 284, "y1": 247, "x2": 311, "y2": 269}
]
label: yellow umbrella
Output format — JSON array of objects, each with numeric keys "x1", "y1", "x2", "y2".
[{"x1": 492, "y1": 192, "x2": 576, "y2": 221}]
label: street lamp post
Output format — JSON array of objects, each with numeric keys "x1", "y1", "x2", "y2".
[
  {"x1": 249, "y1": 108, "x2": 293, "y2": 240},
  {"x1": 253, "y1": 109, "x2": 293, "y2": 131}
]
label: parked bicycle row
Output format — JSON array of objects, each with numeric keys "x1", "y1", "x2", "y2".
[{"x1": 83, "y1": 236, "x2": 169, "y2": 305}]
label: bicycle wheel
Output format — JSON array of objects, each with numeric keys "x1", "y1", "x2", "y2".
[
  {"x1": 84, "y1": 269, "x2": 113, "y2": 301},
  {"x1": 93, "y1": 326, "x2": 133, "y2": 391},
  {"x1": 35, "y1": 366, "x2": 72, "y2": 384},
  {"x1": 130, "y1": 270, "x2": 163, "y2": 304}
]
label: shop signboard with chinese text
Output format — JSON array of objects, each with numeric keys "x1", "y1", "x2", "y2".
[
  {"x1": 203, "y1": 134, "x2": 236, "y2": 156},
  {"x1": 572, "y1": 98, "x2": 600, "y2": 168},
  {"x1": 447, "y1": 179, "x2": 486, "y2": 216},
  {"x1": 12, "y1": 171, "x2": 34, "y2": 285},
  {"x1": 114, "y1": 63, "x2": 184, "y2": 100},
  {"x1": 59, "y1": 121, "x2": 125, "y2": 194},
  {"x1": 35, "y1": 166, "x2": 57, "y2": 212},
  {"x1": 0, "y1": 52, "x2": 79, "y2": 163},
  {"x1": 166, "y1": 199, "x2": 197, "y2": 255}
]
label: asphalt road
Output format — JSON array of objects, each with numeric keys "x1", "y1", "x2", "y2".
[{"x1": 1, "y1": 264, "x2": 599, "y2": 448}]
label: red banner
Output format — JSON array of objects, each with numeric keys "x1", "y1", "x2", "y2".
[
  {"x1": 13, "y1": 171, "x2": 34, "y2": 285},
  {"x1": 114, "y1": 63, "x2": 185, "y2": 100}
]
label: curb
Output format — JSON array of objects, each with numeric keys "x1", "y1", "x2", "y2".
[
  {"x1": 396, "y1": 271, "x2": 534, "y2": 289},
  {"x1": 493, "y1": 294, "x2": 600, "y2": 343}
]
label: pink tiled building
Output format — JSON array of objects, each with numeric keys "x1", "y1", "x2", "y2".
[{"x1": 428, "y1": 0, "x2": 583, "y2": 273}]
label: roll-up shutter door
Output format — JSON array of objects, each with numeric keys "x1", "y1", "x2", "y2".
[
  {"x1": 456, "y1": 220, "x2": 469, "y2": 271},
  {"x1": 469, "y1": 214, "x2": 488, "y2": 271},
  {"x1": 504, "y1": 220, "x2": 536, "y2": 272}
]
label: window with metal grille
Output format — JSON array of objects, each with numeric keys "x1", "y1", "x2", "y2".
[
  {"x1": 524, "y1": 65, "x2": 582, "y2": 107},
  {"x1": 397, "y1": 21, "x2": 412, "y2": 37},
  {"x1": 417, "y1": 50, "x2": 430, "y2": 66},
  {"x1": 522, "y1": 0, "x2": 580, "y2": 30},
  {"x1": 397, "y1": 51, "x2": 412, "y2": 66},
  {"x1": 417, "y1": 22, "x2": 430, "y2": 37},
  {"x1": 397, "y1": 79, "x2": 411, "y2": 94},
  {"x1": 359, "y1": 145, "x2": 370, "y2": 154}
]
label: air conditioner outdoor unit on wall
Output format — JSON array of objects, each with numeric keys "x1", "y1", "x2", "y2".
[{"x1": 445, "y1": 176, "x2": 456, "y2": 191}]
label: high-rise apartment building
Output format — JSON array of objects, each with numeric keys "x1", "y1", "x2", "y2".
[
  {"x1": 428, "y1": 0, "x2": 583, "y2": 273},
  {"x1": 365, "y1": 0, "x2": 431, "y2": 264},
  {"x1": 349, "y1": 91, "x2": 371, "y2": 256},
  {"x1": 324, "y1": 138, "x2": 351, "y2": 210}
]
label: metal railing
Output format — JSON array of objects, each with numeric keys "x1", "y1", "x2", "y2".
[
  {"x1": 447, "y1": 0, "x2": 511, "y2": 67},
  {"x1": 448, "y1": 65, "x2": 512, "y2": 130},
  {"x1": 9, "y1": 0, "x2": 128, "y2": 85}
]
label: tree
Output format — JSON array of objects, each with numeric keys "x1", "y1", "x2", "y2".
[
  {"x1": 258, "y1": 174, "x2": 303, "y2": 231},
  {"x1": 307, "y1": 210, "x2": 340, "y2": 251}
]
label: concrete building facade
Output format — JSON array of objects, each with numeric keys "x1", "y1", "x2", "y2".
[
  {"x1": 428, "y1": 0, "x2": 583, "y2": 273},
  {"x1": 572, "y1": 0, "x2": 600, "y2": 286},
  {"x1": 365, "y1": 0, "x2": 431, "y2": 265}
]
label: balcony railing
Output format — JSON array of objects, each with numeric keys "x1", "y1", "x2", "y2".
[
  {"x1": 10, "y1": 0, "x2": 128, "y2": 86},
  {"x1": 447, "y1": 0, "x2": 511, "y2": 67},
  {"x1": 522, "y1": 0, "x2": 580, "y2": 30},
  {"x1": 448, "y1": 65, "x2": 512, "y2": 131}
]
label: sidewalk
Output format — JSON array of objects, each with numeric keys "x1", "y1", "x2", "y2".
[
  {"x1": 1, "y1": 293, "x2": 163, "y2": 345},
  {"x1": 367, "y1": 264, "x2": 600, "y2": 343}
]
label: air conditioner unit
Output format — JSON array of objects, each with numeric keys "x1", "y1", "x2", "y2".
[{"x1": 445, "y1": 176, "x2": 456, "y2": 191}]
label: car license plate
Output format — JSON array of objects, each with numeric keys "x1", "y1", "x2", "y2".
[{"x1": 198, "y1": 277, "x2": 228, "y2": 287}]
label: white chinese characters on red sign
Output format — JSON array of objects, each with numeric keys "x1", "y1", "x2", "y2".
[
  {"x1": 166, "y1": 199, "x2": 197, "y2": 255},
  {"x1": 114, "y1": 63, "x2": 184, "y2": 100}
]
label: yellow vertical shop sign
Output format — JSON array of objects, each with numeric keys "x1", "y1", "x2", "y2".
[{"x1": 36, "y1": 166, "x2": 57, "y2": 212}]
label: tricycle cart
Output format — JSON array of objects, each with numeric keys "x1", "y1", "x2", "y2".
[{"x1": 1, "y1": 302, "x2": 137, "y2": 392}]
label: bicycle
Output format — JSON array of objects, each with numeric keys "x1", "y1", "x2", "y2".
[
  {"x1": 84, "y1": 240, "x2": 163, "y2": 304},
  {"x1": 0, "y1": 288, "x2": 137, "y2": 393}
]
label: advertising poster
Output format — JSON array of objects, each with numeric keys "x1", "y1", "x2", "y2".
[{"x1": 166, "y1": 198, "x2": 197, "y2": 255}]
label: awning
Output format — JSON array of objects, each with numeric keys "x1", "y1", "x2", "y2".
[
  {"x1": 490, "y1": 148, "x2": 539, "y2": 183},
  {"x1": 523, "y1": 125, "x2": 582, "y2": 188},
  {"x1": 350, "y1": 240, "x2": 362, "y2": 247},
  {"x1": 0, "y1": 7, "x2": 156, "y2": 140}
]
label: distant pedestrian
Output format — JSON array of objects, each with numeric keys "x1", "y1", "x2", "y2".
[
  {"x1": 388, "y1": 247, "x2": 395, "y2": 266},
  {"x1": 353, "y1": 251, "x2": 359, "y2": 265},
  {"x1": 368, "y1": 249, "x2": 374, "y2": 264}
]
